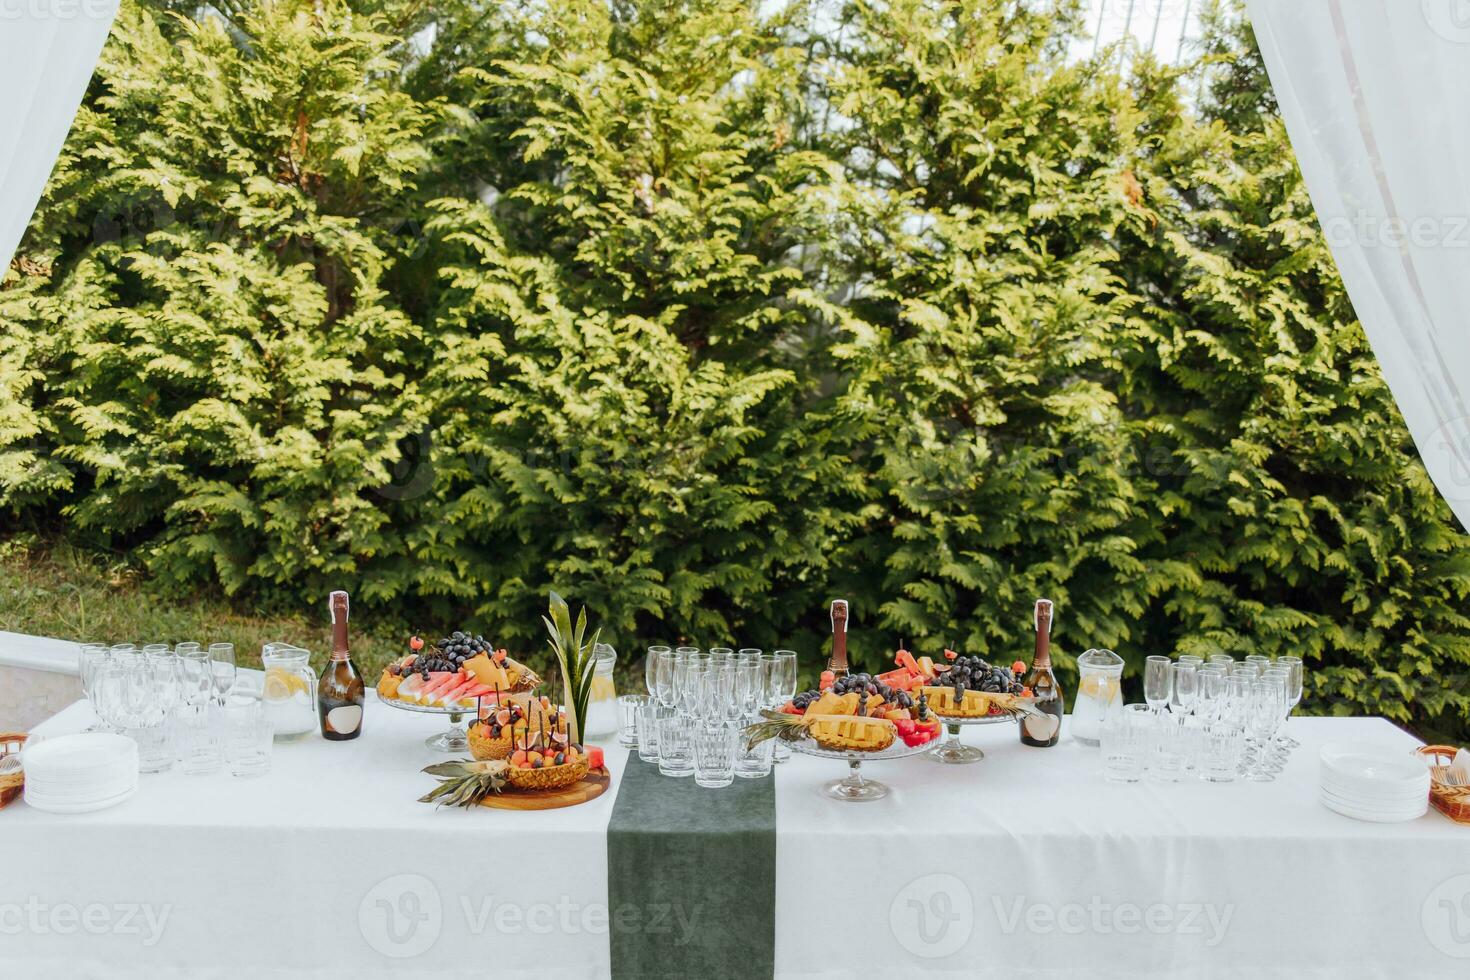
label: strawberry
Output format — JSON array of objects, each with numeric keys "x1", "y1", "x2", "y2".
[
  {"x1": 409, "y1": 635, "x2": 425, "y2": 651},
  {"x1": 1012, "y1": 660, "x2": 1027, "y2": 674}
]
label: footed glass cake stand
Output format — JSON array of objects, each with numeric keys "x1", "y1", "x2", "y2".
[
  {"x1": 929, "y1": 713, "x2": 1016, "y2": 764},
  {"x1": 380, "y1": 697, "x2": 475, "y2": 752},
  {"x1": 792, "y1": 738, "x2": 934, "y2": 801}
]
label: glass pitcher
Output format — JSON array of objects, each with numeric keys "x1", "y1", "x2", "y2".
[
  {"x1": 261, "y1": 644, "x2": 317, "y2": 741},
  {"x1": 1071, "y1": 648, "x2": 1124, "y2": 745},
  {"x1": 582, "y1": 643, "x2": 619, "y2": 740}
]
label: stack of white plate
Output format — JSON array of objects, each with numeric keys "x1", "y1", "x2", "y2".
[
  {"x1": 1319, "y1": 741, "x2": 1429, "y2": 822},
  {"x1": 22, "y1": 733, "x2": 139, "y2": 814}
]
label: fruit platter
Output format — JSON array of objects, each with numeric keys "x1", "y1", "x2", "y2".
[
  {"x1": 376, "y1": 631, "x2": 544, "y2": 751},
  {"x1": 744, "y1": 644, "x2": 1042, "y2": 790},
  {"x1": 897, "y1": 647, "x2": 1037, "y2": 764},
  {"x1": 419, "y1": 698, "x2": 610, "y2": 811},
  {"x1": 744, "y1": 676, "x2": 947, "y2": 801}
]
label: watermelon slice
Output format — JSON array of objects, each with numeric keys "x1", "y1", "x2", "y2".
[
  {"x1": 442, "y1": 679, "x2": 479, "y2": 705},
  {"x1": 421, "y1": 673, "x2": 458, "y2": 697},
  {"x1": 877, "y1": 667, "x2": 920, "y2": 691},
  {"x1": 587, "y1": 746, "x2": 605, "y2": 769}
]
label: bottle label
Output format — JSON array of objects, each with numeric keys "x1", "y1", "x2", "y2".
[{"x1": 325, "y1": 704, "x2": 363, "y2": 734}]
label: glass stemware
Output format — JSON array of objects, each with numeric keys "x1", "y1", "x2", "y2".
[
  {"x1": 1276, "y1": 656, "x2": 1304, "y2": 748},
  {"x1": 179, "y1": 650, "x2": 213, "y2": 706},
  {"x1": 1243, "y1": 677, "x2": 1283, "y2": 781},
  {"x1": 645, "y1": 646, "x2": 671, "y2": 698},
  {"x1": 79, "y1": 643, "x2": 112, "y2": 731},
  {"x1": 1143, "y1": 656, "x2": 1172, "y2": 715},
  {"x1": 209, "y1": 643, "x2": 237, "y2": 705}
]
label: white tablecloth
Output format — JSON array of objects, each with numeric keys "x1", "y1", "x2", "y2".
[
  {"x1": 5, "y1": 697, "x2": 617, "y2": 979},
  {"x1": 4, "y1": 705, "x2": 1467, "y2": 978},
  {"x1": 772, "y1": 717, "x2": 1469, "y2": 979}
]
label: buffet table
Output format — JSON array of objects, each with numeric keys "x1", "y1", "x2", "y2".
[{"x1": 4, "y1": 700, "x2": 1467, "y2": 979}]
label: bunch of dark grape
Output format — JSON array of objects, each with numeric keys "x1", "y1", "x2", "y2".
[
  {"x1": 394, "y1": 630, "x2": 493, "y2": 679},
  {"x1": 433, "y1": 630, "x2": 493, "y2": 669},
  {"x1": 791, "y1": 690, "x2": 822, "y2": 710},
  {"x1": 831, "y1": 672, "x2": 897, "y2": 702},
  {"x1": 944, "y1": 655, "x2": 1019, "y2": 697}
]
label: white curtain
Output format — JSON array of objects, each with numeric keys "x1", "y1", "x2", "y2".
[
  {"x1": 1247, "y1": 0, "x2": 1470, "y2": 527},
  {"x1": 0, "y1": 0, "x2": 119, "y2": 273}
]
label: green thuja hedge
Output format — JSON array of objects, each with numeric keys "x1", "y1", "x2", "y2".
[{"x1": 1, "y1": 0, "x2": 1466, "y2": 738}]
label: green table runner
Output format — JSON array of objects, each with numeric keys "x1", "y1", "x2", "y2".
[{"x1": 607, "y1": 758, "x2": 776, "y2": 980}]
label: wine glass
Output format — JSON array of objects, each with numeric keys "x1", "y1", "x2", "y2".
[
  {"x1": 209, "y1": 643, "x2": 237, "y2": 704},
  {"x1": 1144, "y1": 656, "x2": 1172, "y2": 715},
  {"x1": 738, "y1": 647, "x2": 762, "y2": 661}
]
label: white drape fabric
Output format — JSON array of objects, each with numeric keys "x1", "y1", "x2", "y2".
[
  {"x1": 1247, "y1": 0, "x2": 1470, "y2": 526},
  {"x1": 0, "y1": 1, "x2": 118, "y2": 274}
]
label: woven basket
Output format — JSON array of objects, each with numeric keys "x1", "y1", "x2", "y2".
[
  {"x1": 0, "y1": 732, "x2": 27, "y2": 810},
  {"x1": 1416, "y1": 745, "x2": 1470, "y2": 825}
]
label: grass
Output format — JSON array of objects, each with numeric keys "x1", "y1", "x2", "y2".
[
  {"x1": 0, "y1": 539, "x2": 642, "y2": 694},
  {"x1": 0, "y1": 539, "x2": 402, "y2": 679}
]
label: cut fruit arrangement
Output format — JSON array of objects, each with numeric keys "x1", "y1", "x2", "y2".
[
  {"x1": 420, "y1": 699, "x2": 606, "y2": 806},
  {"x1": 376, "y1": 631, "x2": 542, "y2": 710},
  {"x1": 893, "y1": 646, "x2": 1034, "y2": 719},
  {"x1": 747, "y1": 644, "x2": 1041, "y2": 752},
  {"x1": 747, "y1": 685, "x2": 944, "y2": 752},
  {"x1": 468, "y1": 695, "x2": 560, "y2": 761}
]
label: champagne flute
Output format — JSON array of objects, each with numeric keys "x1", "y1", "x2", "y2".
[
  {"x1": 209, "y1": 643, "x2": 237, "y2": 704},
  {"x1": 179, "y1": 650, "x2": 213, "y2": 706},
  {"x1": 1170, "y1": 662, "x2": 1198, "y2": 716},
  {"x1": 645, "y1": 646, "x2": 671, "y2": 698},
  {"x1": 79, "y1": 643, "x2": 111, "y2": 731},
  {"x1": 1276, "y1": 656, "x2": 1304, "y2": 748},
  {"x1": 773, "y1": 650, "x2": 799, "y2": 705},
  {"x1": 1244, "y1": 678, "x2": 1283, "y2": 781},
  {"x1": 1144, "y1": 656, "x2": 1172, "y2": 715}
]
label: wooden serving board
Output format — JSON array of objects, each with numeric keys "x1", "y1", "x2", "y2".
[{"x1": 478, "y1": 767, "x2": 611, "y2": 811}]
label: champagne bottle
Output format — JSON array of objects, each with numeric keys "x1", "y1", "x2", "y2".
[
  {"x1": 1020, "y1": 598, "x2": 1064, "y2": 747},
  {"x1": 318, "y1": 590, "x2": 365, "y2": 740},
  {"x1": 828, "y1": 600, "x2": 850, "y2": 679}
]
